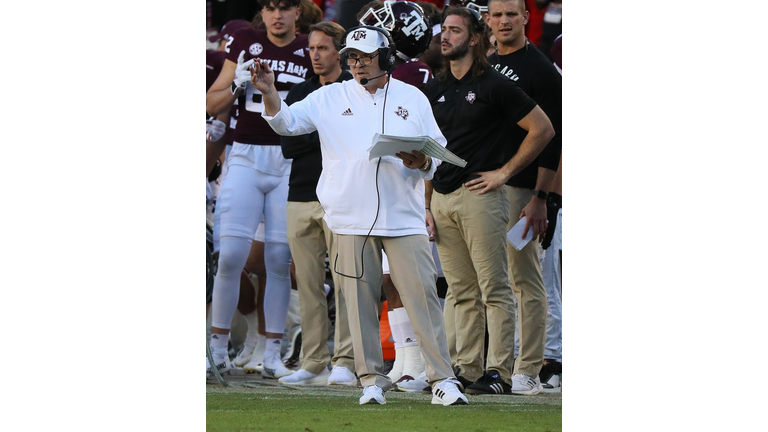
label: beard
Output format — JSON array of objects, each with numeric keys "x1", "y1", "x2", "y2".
[{"x1": 443, "y1": 37, "x2": 471, "y2": 61}]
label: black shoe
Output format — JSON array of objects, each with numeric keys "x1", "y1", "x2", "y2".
[
  {"x1": 539, "y1": 359, "x2": 562, "y2": 389},
  {"x1": 454, "y1": 374, "x2": 473, "y2": 393},
  {"x1": 464, "y1": 370, "x2": 511, "y2": 395}
]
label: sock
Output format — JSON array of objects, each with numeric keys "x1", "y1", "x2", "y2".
[
  {"x1": 394, "y1": 307, "x2": 418, "y2": 347},
  {"x1": 256, "y1": 334, "x2": 266, "y2": 348},
  {"x1": 402, "y1": 345, "x2": 425, "y2": 377},
  {"x1": 388, "y1": 310, "x2": 404, "y2": 348},
  {"x1": 243, "y1": 311, "x2": 260, "y2": 347},
  {"x1": 265, "y1": 337, "x2": 282, "y2": 358},
  {"x1": 210, "y1": 333, "x2": 229, "y2": 352}
]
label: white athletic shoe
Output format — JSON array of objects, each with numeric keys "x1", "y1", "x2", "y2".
[
  {"x1": 278, "y1": 368, "x2": 330, "y2": 385},
  {"x1": 393, "y1": 371, "x2": 428, "y2": 392},
  {"x1": 359, "y1": 385, "x2": 386, "y2": 405},
  {"x1": 234, "y1": 344, "x2": 255, "y2": 367},
  {"x1": 509, "y1": 374, "x2": 543, "y2": 395},
  {"x1": 206, "y1": 348, "x2": 232, "y2": 377},
  {"x1": 242, "y1": 341, "x2": 266, "y2": 374},
  {"x1": 327, "y1": 366, "x2": 357, "y2": 386},
  {"x1": 431, "y1": 379, "x2": 468, "y2": 406},
  {"x1": 261, "y1": 353, "x2": 292, "y2": 379}
]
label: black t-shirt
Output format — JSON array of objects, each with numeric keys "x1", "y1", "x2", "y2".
[
  {"x1": 423, "y1": 65, "x2": 537, "y2": 194},
  {"x1": 488, "y1": 42, "x2": 562, "y2": 189},
  {"x1": 281, "y1": 71, "x2": 354, "y2": 202}
]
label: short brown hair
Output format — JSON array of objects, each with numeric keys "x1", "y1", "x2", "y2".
[{"x1": 309, "y1": 21, "x2": 347, "y2": 51}]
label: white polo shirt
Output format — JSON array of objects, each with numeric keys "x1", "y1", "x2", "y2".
[{"x1": 263, "y1": 77, "x2": 447, "y2": 237}]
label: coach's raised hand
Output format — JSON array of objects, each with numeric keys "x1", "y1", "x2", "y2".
[{"x1": 250, "y1": 58, "x2": 281, "y2": 117}]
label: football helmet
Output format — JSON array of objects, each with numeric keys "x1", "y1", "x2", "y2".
[
  {"x1": 449, "y1": 0, "x2": 488, "y2": 13},
  {"x1": 359, "y1": 1, "x2": 432, "y2": 61}
]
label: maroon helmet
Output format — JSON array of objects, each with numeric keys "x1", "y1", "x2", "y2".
[{"x1": 359, "y1": 1, "x2": 433, "y2": 60}]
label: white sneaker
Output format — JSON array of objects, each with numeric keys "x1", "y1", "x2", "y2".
[
  {"x1": 206, "y1": 349, "x2": 231, "y2": 377},
  {"x1": 431, "y1": 379, "x2": 468, "y2": 406},
  {"x1": 393, "y1": 371, "x2": 428, "y2": 392},
  {"x1": 359, "y1": 385, "x2": 386, "y2": 405},
  {"x1": 327, "y1": 366, "x2": 357, "y2": 386},
  {"x1": 261, "y1": 353, "x2": 292, "y2": 379},
  {"x1": 242, "y1": 341, "x2": 266, "y2": 374},
  {"x1": 510, "y1": 374, "x2": 543, "y2": 395},
  {"x1": 278, "y1": 368, "x2": 330, "y2": 385},
  {"x1": 234, "y1": 344, "x2": 255, "y2": 367}
]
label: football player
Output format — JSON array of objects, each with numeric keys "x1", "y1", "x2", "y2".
[{"x1": 205, "y1": 0, "x2": 314, "y2": 379}]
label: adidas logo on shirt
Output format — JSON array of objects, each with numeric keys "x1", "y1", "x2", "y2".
[
  {"x1": 342, "y1": 108, "x2": 353, "y2": 116},
  {"x1": 293, "y1": 48, "x2": 305, "y2": 57},
  {"x1": 437, "y1": 95, "x2": 445, "y2": 102}
]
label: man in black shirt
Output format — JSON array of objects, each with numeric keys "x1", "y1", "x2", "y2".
[
  {"x1": 485, "y1": 0, "x2": 562, "y2": 395},
  {"x1": 278, "y1": 22, "x2": 358, "y2": 387},
  {"x1": 423, "y1": 7, "x2": 554, "y2": 395}
]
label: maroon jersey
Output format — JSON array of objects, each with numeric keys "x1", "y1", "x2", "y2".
[
  {"x1": 225, "y1": 29, "x2": 314, "y2": 145},
  {"x1": 392, "y1": 60, "x2": 433, "y2": 89},
  {"x1": 206, "y1": 49, "x2": 226, "y2": 92}
]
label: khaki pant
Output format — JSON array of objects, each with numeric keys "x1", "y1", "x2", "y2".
[
  {"x1": 432, "y1": 186, "x2": 515, "y2": 384},
  {"x1": 443, "y1": 288, "x2": 458, "y2": 369},
  {"x1": 286, "y1": 201, "x2": 354, "y2": 375},
  {"x1": 335, "y1": 234, "x2": 453, "y2": 390},
  {"x1": 505, "y1": 186, "x2": 548, "y2": 377}
]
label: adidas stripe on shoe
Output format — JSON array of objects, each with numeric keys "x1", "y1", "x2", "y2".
[
  {"x1": 431, "y1": 379, "x2": 468, "y2": 406},
  {"x1": 465, "y1": 370, "x2": 511, "y2": 395},
  {"x1": 509, "y1": 373, "x2": 543, "y2": 395}
]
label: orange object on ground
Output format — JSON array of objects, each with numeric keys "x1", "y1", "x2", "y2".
[{"x1": 380, "y1": 301, "x2": 395, "y2": 361}]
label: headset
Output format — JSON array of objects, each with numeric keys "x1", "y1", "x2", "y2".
[{"x1": 339, "y1": 25, "x2": 397, "y2": 74}]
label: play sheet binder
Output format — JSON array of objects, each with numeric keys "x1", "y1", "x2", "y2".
[{"x1": 367, "y1": 133, "x2": 468, "y2": 168}]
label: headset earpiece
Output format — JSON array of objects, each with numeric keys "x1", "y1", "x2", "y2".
[{"x1": 339, "y1": 25, "x2": 397, "y2": 74}]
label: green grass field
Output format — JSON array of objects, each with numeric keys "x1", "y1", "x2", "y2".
[{"x1": 207, "y1": 380, "x2": 561, "y2": 432}]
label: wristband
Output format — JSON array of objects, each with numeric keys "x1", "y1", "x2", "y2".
[{"x1": 419, "y1": 157, "x2": 431, "y2": 171}]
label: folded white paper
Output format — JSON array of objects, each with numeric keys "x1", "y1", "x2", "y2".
[
  {"x1": 367, "y1": 133, "x2": 467, "y2": 168},
  {"x1": 507, "y1": 216, "x2": 534, "y2": 251}
]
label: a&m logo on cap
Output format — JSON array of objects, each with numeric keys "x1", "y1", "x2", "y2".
[{"x1": 351, "y1": 30, "x2": 367, "y2": 41}]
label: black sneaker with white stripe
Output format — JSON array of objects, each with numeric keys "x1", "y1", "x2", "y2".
[{"x1": 464, "y1": 370, "x2": 511, "y2": 395}]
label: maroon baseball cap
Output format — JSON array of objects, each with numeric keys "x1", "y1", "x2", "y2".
[{"x1": 208, "y1": 19, "x2": 251, "y2": 43}]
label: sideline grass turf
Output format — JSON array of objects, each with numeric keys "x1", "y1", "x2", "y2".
[{"x1": 207, "y1": 384, "x2": 561, "y2": 432}]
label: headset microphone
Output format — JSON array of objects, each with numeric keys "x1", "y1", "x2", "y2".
[{"x1": 360, "y1": 73, "x2": 388, "y2": 85}]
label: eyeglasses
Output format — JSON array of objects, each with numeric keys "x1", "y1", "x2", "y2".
[{"x1": 346, "y1": 51, "x2": 379, "y2": 66}]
